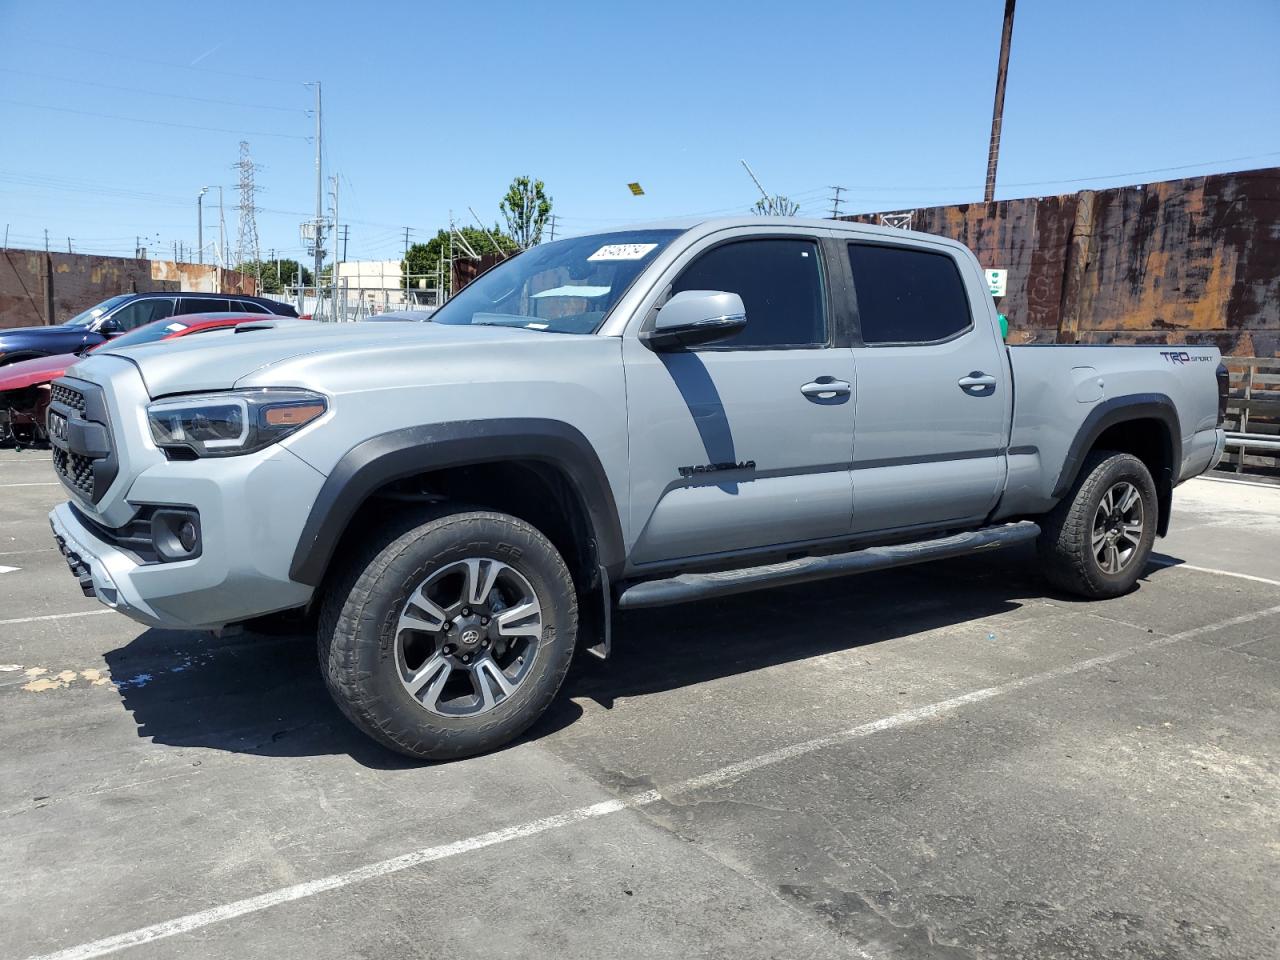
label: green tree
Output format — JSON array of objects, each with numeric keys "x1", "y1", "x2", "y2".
[
  {"x1": 402, "y1": 226, "x2": 517, "y2": 291},
  {"x1": 235, "y1": 259, "x2": 312, "y2": 294},
  {"x1": 751, "y1": 195, "x2": 800, "y2": 217},
  {"x1": 499, "y1": 176, "x2": 552, "y2": 249}
]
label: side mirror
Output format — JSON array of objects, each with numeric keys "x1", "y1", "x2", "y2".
[
  {"x1": 98, "y1": 317, "x2": 123, "y2": 336},
  {"x1": 641, "y1": 290, "x2": 746, "y2": 351}
]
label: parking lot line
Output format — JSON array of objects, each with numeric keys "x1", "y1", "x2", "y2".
[
  {"x1": 0, "y1": 482, "x2": 60, "y2": 487},
  {"x1": 24, "y1": 599, "x2": 1280, "y2": 960},
  {"x1": 0, "y1": 610, "x2": 113, "y2": 627},
  {"x1": 1150, "y1": 557, "x2": 1280, "y2": 588}
]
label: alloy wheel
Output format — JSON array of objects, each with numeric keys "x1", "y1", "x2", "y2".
[
  {"x1": 1092, "y1": 481, "x2": 1144, "y2": 575},
  {"x1": 395, "y1": 558, "x2": 543, "y2": 717}
]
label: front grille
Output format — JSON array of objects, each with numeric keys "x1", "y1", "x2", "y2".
[
  {"x1": 51, "y1": 383, "x2": 87, "y2": 416},
  {"x1": 53, "y1": 446, "x2": 96, "y2": 497},
  {"x1": 49, "y1": 378, "x2": 116, "y2": 503}
]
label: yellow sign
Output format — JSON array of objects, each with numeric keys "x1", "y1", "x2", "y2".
[{"x1": 627, "y1": 182, "x2": 645, "y2": 196}]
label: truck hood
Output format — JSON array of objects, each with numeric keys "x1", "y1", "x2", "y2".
[{"x1": 75, "y1": 320, "x2": 575, "y2": 397}]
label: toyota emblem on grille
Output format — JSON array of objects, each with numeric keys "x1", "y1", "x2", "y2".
[{"x1": 49, "y1": 412, "x2": 68, "y2": 442}]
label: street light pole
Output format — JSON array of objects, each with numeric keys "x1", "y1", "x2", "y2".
[{"x1": 197, "y1": 187, "x2": 208, "y2": 265}]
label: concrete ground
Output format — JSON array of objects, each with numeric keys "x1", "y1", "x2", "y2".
[{"x1": 1, "y1": 447, "x2": 1277, "y2": 960}]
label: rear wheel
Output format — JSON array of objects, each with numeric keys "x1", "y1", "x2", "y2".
[
  {"x1": 318, "y1": 509, "x2": 578, "y2": 760},
  {"x1": 1037, "y1": 450, "x2": 1157, "y2": 599}
]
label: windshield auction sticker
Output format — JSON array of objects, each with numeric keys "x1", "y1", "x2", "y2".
[{"x1": 587, "y1": 243, "x2": 658, "y2": 262}]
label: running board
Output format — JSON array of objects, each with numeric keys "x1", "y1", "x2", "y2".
[{"x1": 616, "y1": 521, "x2": 1041, "y2": 610}]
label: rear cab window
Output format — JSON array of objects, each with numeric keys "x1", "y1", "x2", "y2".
[{"x1": 847, "y1": 243, "x2": 972, "y2": 345}]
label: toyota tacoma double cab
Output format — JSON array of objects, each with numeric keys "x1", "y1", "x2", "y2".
[{"x1": 46, "y1": 218, "x2": 1228, "y2": 760}]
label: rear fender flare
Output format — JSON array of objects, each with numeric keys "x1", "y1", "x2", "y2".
[{"x1": 1051, "y1": 393, "x2": 1181, "y2": 535}]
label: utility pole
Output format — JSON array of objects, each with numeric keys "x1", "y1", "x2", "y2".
[
  {"x1": 402, "y1": 227, "x2": 412, "y2": 306},
  {"x1": 44, "y1": 228, "x2": 49, "y2": 253},
  {"x1": 545, "y1": 213, "x2": 558, "y2": 242},
  {"x1": 829, "y1": 186, "x2": 846, "y2": 220},
  {"x1": 310, "y1": 81, "x2": 324, "y2": 319},
  {"x1": 341, "y1": 225, "x2": 349, "y2": 261},
  {"x1": 984, "y1": 0, "x2": 1017, "y2": 203},
  {"x1": 329, "y1": 173, "x2": 341, "y2": 321},
  {"x1": 447, "y1": 211, "x2": 454, "y2": 302},
  {"x1": 197, "y1": 187, "x2": 208, "y2": 264}
]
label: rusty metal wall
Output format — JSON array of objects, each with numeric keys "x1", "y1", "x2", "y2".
[
  {"x1": 843, "y1": 167, "x2": 1280, "y2": 357},
  {"x1": 0, "y1": 251, "x2": 258, "y2": 329}
]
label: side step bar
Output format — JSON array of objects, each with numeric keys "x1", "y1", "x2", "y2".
[{"x1": 616, "y1": 521, "x2": 1041, "y2": 610}]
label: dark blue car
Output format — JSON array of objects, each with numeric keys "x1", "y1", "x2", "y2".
[{"x1": 0, "y1": 291, "x2": 297, "y2": 365}]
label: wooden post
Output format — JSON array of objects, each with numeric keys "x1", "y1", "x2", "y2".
[
  {"x1": 1237, "y1": 364, "x2": 1255, "y2": 473},
  {"x1": 42, "y1": 252, "x2": 55, "y2": 326}
]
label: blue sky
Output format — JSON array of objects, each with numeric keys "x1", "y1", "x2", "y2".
[{"x1": 1, "y1": 0, "x2": 1277, "y2": 265}]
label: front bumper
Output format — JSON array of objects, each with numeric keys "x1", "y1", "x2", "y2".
[{"x1": 47, "y1": 445, "x2": 327, "y2": 630}]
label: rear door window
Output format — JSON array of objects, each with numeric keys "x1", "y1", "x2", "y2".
[
  {"x1": 177, "y1": 297, "x2": 232, "y2": 316},
  {"x1": 847, "y1": 244, "x2": 972, "y2": 345},
  {"x1": 234, "y1": 300, "x2": 271, "y2": 314}
]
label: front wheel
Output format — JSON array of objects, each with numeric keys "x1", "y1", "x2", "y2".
[
  {"x1": 1037, "y1": 450, "x2": 1157, "y2": 599},
  {"x1": 318, "y1": 509, "x2": 578, "y2": 760}
]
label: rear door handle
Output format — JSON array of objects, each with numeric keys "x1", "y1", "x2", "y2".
[
  {"x1": 801, "y1": 378, "x2": 851, "y2": 401},
  {"x1": 958, "y1": 372, "x2": 998, "y2": 391}
]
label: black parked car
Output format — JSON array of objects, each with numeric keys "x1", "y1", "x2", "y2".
[{"x1": 0, "y1": 292, "x2": 297, "y2": 365}]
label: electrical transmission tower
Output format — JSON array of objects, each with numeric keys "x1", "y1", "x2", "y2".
[{"x1": 234, "y1": 141, "x2": 261, "y2": 270}]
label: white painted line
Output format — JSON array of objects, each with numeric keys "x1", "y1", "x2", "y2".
[
  {"x1": 1201, "y1": 474, "x2": 1280, "y2": 489},
  {"x1": 0, "y1": 457, "x2": 52, "y2": 462},
  {"x1": 0, "y1": 609, "x2": 113, "y2": 627},
  {"x1": 1150, "y1": 558, "x2": 1280, "y2": 588},
  {"x1": 0, "y1": 481, "x2": 60, "y2": 487},
  {"x1": 24, "y1": 601, "x2": 1280, "y2": 960},
  {"x1": 0, "y1": 565, "x2": 19, "y2": 574}
]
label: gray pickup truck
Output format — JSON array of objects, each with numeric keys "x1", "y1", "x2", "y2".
[{"x1": 46, "y1": 217, "x2": 1228, "y2": 759}]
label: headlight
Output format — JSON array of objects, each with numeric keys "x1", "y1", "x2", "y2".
[{"x1": 146, "y1": 388, "x2": 327, "y2": 458}]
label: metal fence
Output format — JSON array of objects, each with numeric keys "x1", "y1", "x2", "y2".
[{"x1": 1222, "y1": 357, "x2": 1280, "y2": 479}]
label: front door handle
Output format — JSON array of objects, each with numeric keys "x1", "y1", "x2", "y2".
[
  {"x1": 801, "y1": 378, "x2": 851, "y2": 401},
  {"x1": 958, "y1": 372, "x2": 998, "y2": 391}
]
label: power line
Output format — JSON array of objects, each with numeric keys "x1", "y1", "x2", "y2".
[
  {"x1": 0, "y1": 68, "x2": 307, "y2": 114},
  {"x1": 0, "y1": 98, "x2": 309, "y2": 140},
  {"x1": 18, "y1": 38, "x2": 301, "y2": 86},
  {"x1": 829, "y1": 186, "x2": 846, "y2": 219}
]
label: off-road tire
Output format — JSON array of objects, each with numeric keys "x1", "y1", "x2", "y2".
[
  {"x1": 1037, "y1": 450, "x2": 1157, "y2": 599},
  {"x1": 318, "y1": 508, "x2": 578, "y2": 760}
]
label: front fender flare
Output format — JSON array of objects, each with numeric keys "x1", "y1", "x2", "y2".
[{"x1": 288, "y1": 419, "x2": 625, "y2": 586}]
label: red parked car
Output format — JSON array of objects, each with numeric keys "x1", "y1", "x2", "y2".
[{"x1": 0, "y1": 313, "x2": 264, "y2": 447}]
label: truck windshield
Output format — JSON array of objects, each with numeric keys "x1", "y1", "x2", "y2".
[
  {"x1": 431, "y1": 229, "x2": 681, "y2": 334},
  {"x1": 65, "y1": 294, "x2": 132, "y2": 328}
]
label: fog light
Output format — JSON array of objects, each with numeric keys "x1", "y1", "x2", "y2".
[{"x1": 149, "y1": 508, "x2": 202, "y2": 562}]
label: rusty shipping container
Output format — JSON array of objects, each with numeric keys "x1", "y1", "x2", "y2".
[{"x1": 843, "y1": 166, "x2": 1280, "y2": 357}]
